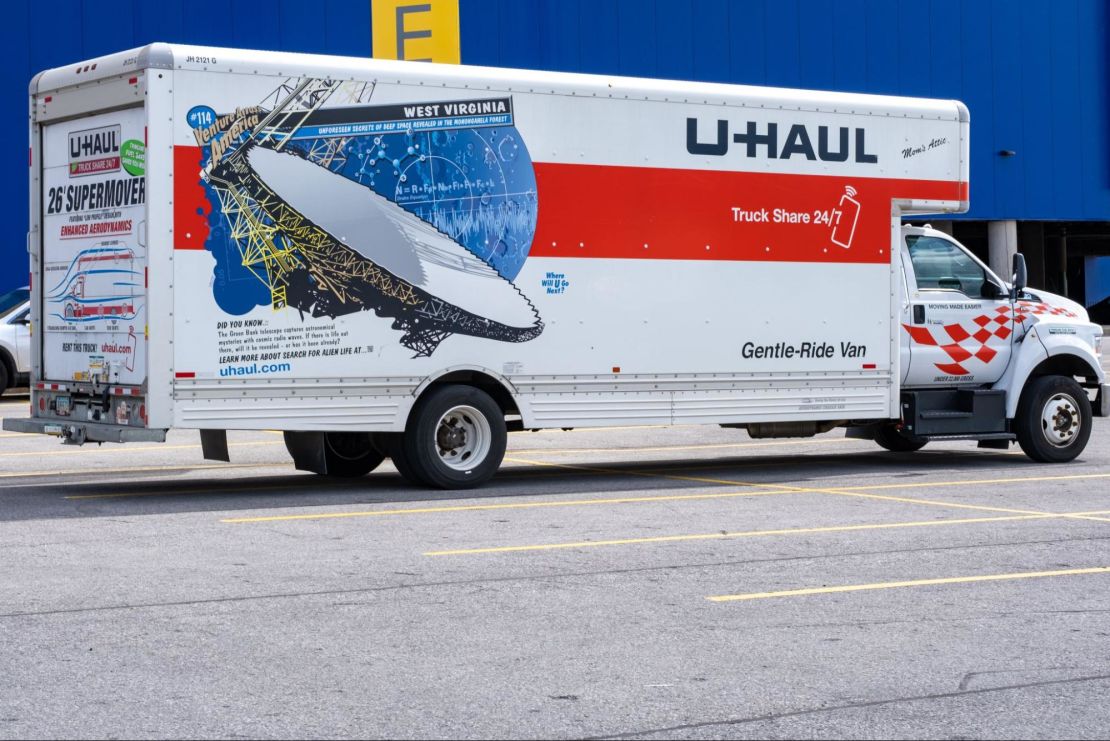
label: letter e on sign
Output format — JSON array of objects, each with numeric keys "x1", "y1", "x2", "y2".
[{"x1": 372, "y1": 0, "x2": 461, "y2": 64}]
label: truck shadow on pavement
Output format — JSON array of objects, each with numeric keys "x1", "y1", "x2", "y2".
[{"x1": 0, "y1": 447, "x2": 1059, "y2": 523}]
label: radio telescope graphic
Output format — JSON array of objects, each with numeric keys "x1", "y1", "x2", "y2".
[{"x1": 196, "y1": 77, "x2": 543, "y2": 356}]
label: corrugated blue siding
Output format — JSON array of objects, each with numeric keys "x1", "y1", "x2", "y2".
[{"x1": 0, "y1": 0, "x2": 1106, "y2": 291}]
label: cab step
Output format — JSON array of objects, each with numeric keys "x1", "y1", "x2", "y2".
[{"x1": 902, "y1": 389, "x2": 1008, "y2": 437}]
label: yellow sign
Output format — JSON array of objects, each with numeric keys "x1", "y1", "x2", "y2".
[{"x1": 372, "y1": 0, "x2": 461, "y2": 64}]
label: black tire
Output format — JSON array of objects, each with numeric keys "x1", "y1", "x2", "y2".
[
  {"x1": 874, "y1": 423, "x2": 928, "y2": 452},
  {"x1": 0, "y1": 359, "x2": 8, "y2": 397},
  {"x1": 280, "y1": 431, "x2": 386, "y2": 477},
  {"x1": 1015, "y1": 375, "x2": 1092, "y2": 463},
  {"x1": 377, "y1": 432, "x2": 429, "y2": 487},
  {"x1": 397, "y1": 385, "x2": 507, "y2": 490},
  {"x1": 322, "y1": 432, "x2": 385, "y2": 477}
]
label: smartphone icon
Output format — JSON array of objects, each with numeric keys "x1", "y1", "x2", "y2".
[{"x1": 831, "y1": 186, "x2": 861, "y2": 249}]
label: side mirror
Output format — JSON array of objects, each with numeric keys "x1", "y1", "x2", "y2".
[{"x1": 1010, "y1": 253, "x2": 1027, "y2": 299}]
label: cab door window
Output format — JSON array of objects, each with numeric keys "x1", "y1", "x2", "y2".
[{"x1": 906, "y1": 235, "x2": 990, "y2": 298}]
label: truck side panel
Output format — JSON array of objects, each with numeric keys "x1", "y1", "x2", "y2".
[{"x1": 164, "y1": 63, "x2": 965, "y2": 432}]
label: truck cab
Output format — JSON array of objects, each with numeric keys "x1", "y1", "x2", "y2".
[{"x1": 877, "y1": 224, "x2": 1107, "y2": 461}]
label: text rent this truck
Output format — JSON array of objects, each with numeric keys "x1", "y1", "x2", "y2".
[{"x1": 7, "y1": 44, "x2": 1107, "y2": 488}]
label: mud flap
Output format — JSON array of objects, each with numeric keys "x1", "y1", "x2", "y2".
[
  {"x1": 844, "y1": 424, "x2": 878, "y2": 440},
  {"x1": 282, "y1": 431, "x2": 328, "y2": 474},
  {"x1": 200, "y1": 429, "x2": 230, "y2": 462}
]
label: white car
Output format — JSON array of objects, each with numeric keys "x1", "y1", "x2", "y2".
[{"x1": 0, "y1": 287, "x2": 30, "y2": 396}]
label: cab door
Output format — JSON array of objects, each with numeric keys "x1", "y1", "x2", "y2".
[{"x1": 900, "y1": 233, "x2": 1014, "y2": 387}]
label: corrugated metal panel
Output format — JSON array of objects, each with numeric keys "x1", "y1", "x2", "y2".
[
  {"x1": 1, "y1": 0, "x2": 1107, "y2": 292},
  {"x1": 459, "y1": 0, "x2": 1108, "y2": 222}
]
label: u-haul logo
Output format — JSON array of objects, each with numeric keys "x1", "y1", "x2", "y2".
[
  {"x1": 687, "y1": 118, "x2": 878, "y2": 164},
  {"x1": 68, "y1": 125, "x2": 120, "y2": 177}
]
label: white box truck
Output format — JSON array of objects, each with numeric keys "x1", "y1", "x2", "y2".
[{"x1": 7, "y1": 44, "x2": 1107, "y2": 488}]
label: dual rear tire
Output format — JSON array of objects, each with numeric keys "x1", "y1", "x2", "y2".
[
  {"x1": 384, "y1": 385, "x2": 506, "y2": 489},
  {"x1": 283, "y1": 385, "x2": 506, "y2": 489},
  {"x1": 283, "y1": 431, "x2": 386, "y2": 478}
]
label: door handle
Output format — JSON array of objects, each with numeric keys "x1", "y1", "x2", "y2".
[{"x1": 913, "y1": 305, "x2": 925, "y2": 324}]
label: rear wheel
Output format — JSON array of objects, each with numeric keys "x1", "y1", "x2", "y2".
[
  {"x1": 322, "y1": 432, "x2": 385, "y2": 477},
  {"x1": 378, "y1": 432, "x2": 428, "y2": 487},
  {"x1": 1015, "y1": 375, "x2": 1092, "y2": 463},
  {"x1": 874, "y1": 423, "x2": 928, "y2": 452},
  {"x1": 396, "y1": 385, "x2": 506, "y2": 489}
]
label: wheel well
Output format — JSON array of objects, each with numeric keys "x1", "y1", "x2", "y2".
[
  {"x1": 1028, "y1": 354, "x2": 1099, "y2": 384},
  {"x1": 424, "y1": 371, "x2": 520, "y2": 418}
]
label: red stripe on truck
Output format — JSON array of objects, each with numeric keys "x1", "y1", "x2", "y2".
[
  {"x1": 173, "y1": 146, "x2": 210, "y2": 250},
  {"x1": 170, "y1": 144, "x2": 966, "y2": 265},
  {"x1": 530, "y1": 163, "x2": 967, "y2": 264}
]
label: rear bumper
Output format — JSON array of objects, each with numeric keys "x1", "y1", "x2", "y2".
[{"x1": 2, "y1": 417, "x2": 166, "y2": 443}]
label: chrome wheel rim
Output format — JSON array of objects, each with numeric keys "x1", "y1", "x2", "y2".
[
  {"x1": 435, "y1": 405, "x2": 491, "y2": 470},
  {"x1": 1041, "y1": 393, "x2": 1081, "y2": 448}
]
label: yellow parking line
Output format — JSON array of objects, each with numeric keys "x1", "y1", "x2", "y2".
[
  {"x1": 707, "y1": 566, "x2": 1110, "y2": 602},
  {"x1": 422, "y1": 510, "x2": 1110, "y2": 556},
  {"x1": 218, "y1": 460, "x2": 1110, "y2": 527},
  {"x1": 0, "y1": 440, "x2": 282, "y2": 458},
  {"x1": 837, "y1": 472, "x2": 1110, "y2": 492},
  {"x1": 809, "y1": 489, "x2": 1110, "y2": 523},
  {"x1": 67, "y1": 476, "x2": 350, "y2": 500},
  {"x1": 220, "y1": 487, "x2": 791, "y2": 523},
  {"x1": 0, "y1": 462, "x2": 286, "y2": 481},
  {"x1": 504, "y1": 457, "x2": 1110, "y2": 524}
]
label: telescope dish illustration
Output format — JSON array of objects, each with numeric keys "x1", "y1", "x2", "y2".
[
  {"x1": 247, "y1": 145, "x2": 541, "y2": 332},
  {"x1": 197, "y1": 77, "x2": 543, "y2": 357}
]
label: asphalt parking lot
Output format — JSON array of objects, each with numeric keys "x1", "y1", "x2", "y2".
[{"x1": 1, "y1": 391, "x2": 1109, "y2": 739}]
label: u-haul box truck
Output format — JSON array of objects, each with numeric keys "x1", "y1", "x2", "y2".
[{"x1": 8, "y1": 44, "x2": 1107, "y2": 488}]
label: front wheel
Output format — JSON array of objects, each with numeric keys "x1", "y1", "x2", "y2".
[
  {"x1": 397, "y1": 385, "x2": 507, "y2": 489},
  {"x1": 874, "y1": 423, "x2": 928, "y2": 452},
  {"x1": 1015, "y1": 375, "x2": 1092, "y2": 463}
]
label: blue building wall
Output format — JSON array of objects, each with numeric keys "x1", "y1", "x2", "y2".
[{"x1": 0, "y1": 0, "x2": 1107, "y2": 291}]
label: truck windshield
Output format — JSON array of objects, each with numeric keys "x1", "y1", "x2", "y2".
[{"x1": 0, "y1": 288, "x2": 29, "y2": 320}]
